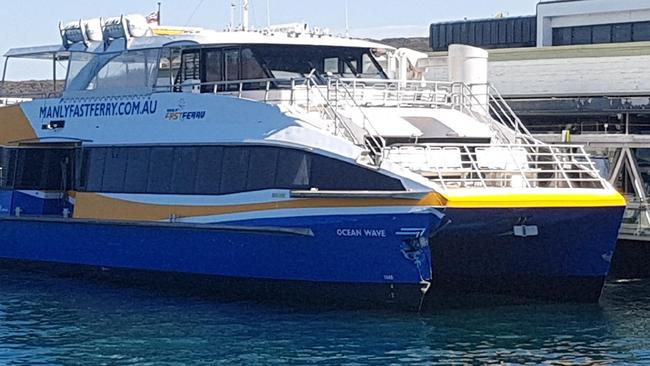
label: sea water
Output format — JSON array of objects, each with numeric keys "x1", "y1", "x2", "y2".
[{"x1": 0, "y1": 268, "x2": 649, "y2": 365}]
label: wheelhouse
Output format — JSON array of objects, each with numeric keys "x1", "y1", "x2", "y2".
[{"x1": 2, "y1": 33, "x2": 391, "y2": 98}]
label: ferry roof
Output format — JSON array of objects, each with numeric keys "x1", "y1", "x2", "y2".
[{"x1": 4, "y1": 28, "x2": 394, "y2": 59}]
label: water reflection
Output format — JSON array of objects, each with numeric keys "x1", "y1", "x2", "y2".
[{"x1": 0, "y1": 269, "x2": 649, "y2": 364}]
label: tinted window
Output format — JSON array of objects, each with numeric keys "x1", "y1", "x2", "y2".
[
  {"x1": 147, "y1": 147, "x2": 174, "y2": 193},
  {"x1": 195, "y1": 146, "x2": 223, "y2": 194},
  {"x1": 85, "y1": 148, "x2": 107, "y2": 191},
  {"x1": 633, "y1": 22, "x2": 650, "y2": 42},
  {"x1": 613, "y1": 23, "x2": 632, "y2": 42},
  {"x1": 592, "y1": 24, "x2": 612, "y2": 44},
  {"x1": 247, "y1": 147, "x2": 278, "y2": 190},
  {"x1": 3, "y1": 148, "x2": 74, "y2": 191},
  {"x1": 124, "y1": 147, "x2": 150, "y2": 192},
  {"x1": 221, "y1": 147, "x2": 250, "y2": 194},
  {"x1": 224, "y1": 49, "x2": 240, "y2": 81},
  {"x1": 572, "y1": 26, "x2": 592, "y2": 45},
  {"x1": 310, "y1": 155, "x2": 403, "y2": 191},
  {"x1": 276, "y1": 149, "x2": 310, "y2": 188},
  {"x1": 13, "y1": 149, "x2": 45, "y2": 189},
  {"x1": 0, "y1": 148, "x2": 17, "y2": 188},
  {"x1": 102, "y1": 148, "x2": 127, "y2": 192},
  {"x1": 241, "y1": 48, "x2": 265, "y2": 79},
  {"x1": 78, "y1": 145, "x2": 404, "y2": 194},
  {"x1": 172, "y1": 147, "x2": 198, "y2": 194},
  {"x1": 553, "y1": 28, "x2": 571, "y2": 46},
  {"x1": 204, "y1": 49, "x2": 223, "y2": 82},
  {"x1": 203, "y1": 49, "x2": 223, "y2": 92}
]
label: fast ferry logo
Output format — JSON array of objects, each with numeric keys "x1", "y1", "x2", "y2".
[{"x1": 164, "y1": 108, "x2": 207, "y2": 121}]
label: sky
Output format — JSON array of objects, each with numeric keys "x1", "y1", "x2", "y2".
[{"x1": 1, "y1": 0, "x2": 540, "y2": 80}]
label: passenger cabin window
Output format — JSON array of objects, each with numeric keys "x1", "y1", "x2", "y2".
[
  {"x1": 0, "y1": 147, "x2": 75, "y2": 191},
  {"x1": 76, "y1": 145, "x2": 403, "y2": 194}
]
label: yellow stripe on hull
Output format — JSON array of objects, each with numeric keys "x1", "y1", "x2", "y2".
[
  {"x1": 438, "y1": 189, "x2": 626, "y2": 209},
  {"x1": 73, "y1": 192, "x2": 443, "y2": 221},
  {"x1": 0, "y1": 105, "x2": 37, "y2": 145}
]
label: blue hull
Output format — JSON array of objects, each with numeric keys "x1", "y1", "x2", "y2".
[
  {"x1": 0, "y1": 211, "x2": 439, "y2": 309},
  {"x1": 0, "y1": 204, "x2": 625, "y2": 308},
  {"x1": 429, "y1": 206, "x2": 625, "y2": 303}
]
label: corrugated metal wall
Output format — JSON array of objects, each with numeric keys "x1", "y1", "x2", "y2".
[{"x1": 429, "y1": 16, "x2": 537, "y2": 51}]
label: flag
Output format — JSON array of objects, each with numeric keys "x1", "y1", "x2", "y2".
[{"x1": 146, "y1": 11, "x2": 160, "y2": 25}]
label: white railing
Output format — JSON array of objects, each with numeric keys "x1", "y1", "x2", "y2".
[
  {"x1": 326, "y1": 78, "x2": 456, "y2": 109},
  {"x1": 325, "y1": 78, "x2": 539, "y2": 145},
  {"x1": 383, "y1": 143, "x2": 607, "y2": 190}
]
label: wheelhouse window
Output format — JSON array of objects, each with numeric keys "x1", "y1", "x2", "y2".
[
  {"x1": 179, "y1": 50, "x2": 201, "y2": 83},
  {"x1": 342, "y1": 57, "x2": 358, "y2": 78},
  {"x1": 203, "y1": 49, "x2": 223, "y2": 92},
  {"x1": 323, "y1": 57, "x2": 339, "y2": 75},
  {"x1": 187, "y1": 45, "x2": 388, "y2": 93},
  {"x1": 87, "y1": 49, "x2": 159, "y2": 91},
  {"x1": 361, "y1": 53, "x2": 382, "y2": 78},
  {"x1": 156, "y1": 48, "x2": 181, "y2": 90}
]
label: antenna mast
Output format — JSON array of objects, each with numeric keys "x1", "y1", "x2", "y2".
[
  {"x1": 266, "y1": 0, "x2": 270, "y2": 27},
  {"x1": 242, "y1": 0, "x2": 249, "y2": 31},
  {"x1": 344, "y1": 0, "x2": 349, "y2": 37},
  {"x1": 229, "y1": 1, "x2": 236, "y2": 30}
]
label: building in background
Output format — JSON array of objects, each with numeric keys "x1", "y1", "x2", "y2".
[
  {"x1": 425, "y1": 0, "x2": 650, "y2": 136},
  {"x1": 426, "y1": 0, "x2": 650, "y2": 274},
  {"x1": 430, "y1": 0, "x2": 650, "y2": 51}
]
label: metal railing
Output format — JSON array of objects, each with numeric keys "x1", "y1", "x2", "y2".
[
  {"x1": 619, "y1": 199, "x2": 650, "y2": 238},
  {"x1": 326, "y1": 78, "x2": 456, "y2": 109},
  {"x1": 382, "y1": 142, "x2": 607, "y2": 190},
  {"x1": 322, "y1": 78, "x2": 540, "y2": 146}
]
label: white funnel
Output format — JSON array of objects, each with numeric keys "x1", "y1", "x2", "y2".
[{"x1": 448, "y1": 44, "x2": 489, "y2": 117}]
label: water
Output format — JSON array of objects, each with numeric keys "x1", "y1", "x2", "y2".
[{"x1": 0, "y1": 269, "x2": 650, "y2": 365}]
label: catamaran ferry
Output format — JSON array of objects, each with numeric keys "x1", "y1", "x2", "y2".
[{"x1": 0, "y1": 13, "x2": 625, "y2": 310}]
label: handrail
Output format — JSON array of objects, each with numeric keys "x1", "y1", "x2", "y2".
[
  {"x1": 328, "y1": 78, "x2": 387, "y2": 163},
  {"x1": 301, "y1": 76, "x2": 364, "y2": 148},
  {"x1": 383, "y1": 142, "x2": 607, "y2": 190}
]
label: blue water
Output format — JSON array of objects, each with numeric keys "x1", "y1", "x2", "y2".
[{"x1": 1, "y1": 269, "x2": 650, "y2": 365}]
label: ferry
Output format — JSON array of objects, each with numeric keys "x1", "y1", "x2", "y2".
[{"x1": 0, "y1": 13, "x2": 625, "y2": 310}]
